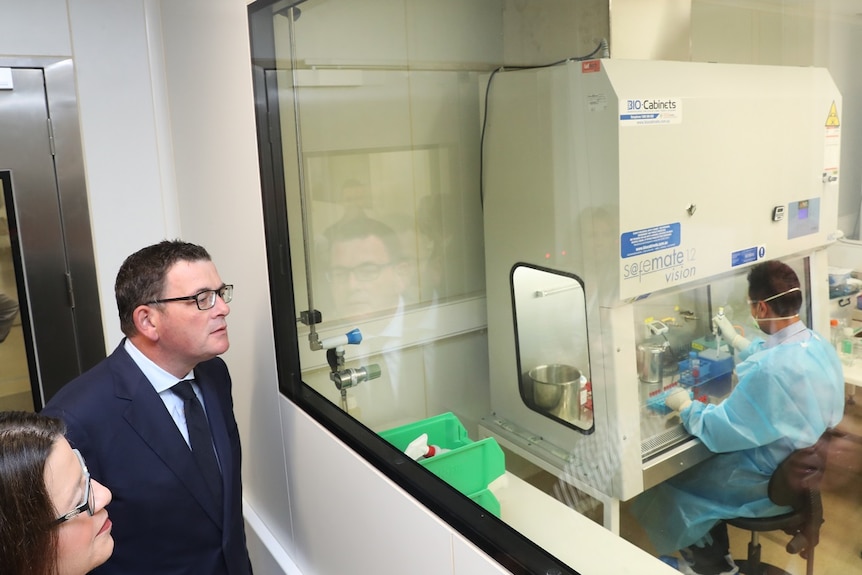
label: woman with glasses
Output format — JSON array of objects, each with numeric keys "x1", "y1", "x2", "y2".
[{"x1": 0, "y1": 411, "x2": 113, "y2": 575}]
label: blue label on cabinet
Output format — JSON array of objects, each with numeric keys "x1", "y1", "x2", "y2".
[
  {"x1": 731, "y1": 246, "x2": 765, "y2": 267},
  {"x1": 621, "y1": 223, "x2": 681, "y2": 258}
]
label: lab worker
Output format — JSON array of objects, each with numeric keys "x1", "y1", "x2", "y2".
[{"x1": 633, "y1": 260, "x2": 844, "y2": 575}]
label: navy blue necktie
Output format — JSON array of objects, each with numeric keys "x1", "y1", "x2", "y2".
[{"x1": 171, "y1": 380, "x2": 223, "y2": 509}]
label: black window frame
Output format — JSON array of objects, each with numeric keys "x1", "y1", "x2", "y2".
[{"x1": 247, "y1": 2, "x2": 582, "y2": 573}]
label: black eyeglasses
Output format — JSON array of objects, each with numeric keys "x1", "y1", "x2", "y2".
[
  {"x1": 148, "y1": 284, "x2": 233, "y2": 311},
  {"x1": 54, "y1": 449, "x2": 95, "y2": 525}
]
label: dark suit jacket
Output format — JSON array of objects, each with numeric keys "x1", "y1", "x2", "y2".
[{"x1": 42, "y1": 342, "x2": 252, "y2": 575}]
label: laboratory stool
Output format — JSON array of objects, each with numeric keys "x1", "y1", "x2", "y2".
[{"x1": 726, "y1": 432, "x2": 831, "y2": 575}]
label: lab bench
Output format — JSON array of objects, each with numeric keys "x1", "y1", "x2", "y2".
[
  {"x1": 837, "y1": 305, "x2": 862, "y2": 389},
  {"x1": 845, "y1": 363, "x2": 862, "y2": 388}
]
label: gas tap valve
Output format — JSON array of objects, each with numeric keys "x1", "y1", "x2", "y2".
[
  {"x1": 319, "y1": 328, "x2": 382, "y2": 391},
  {"x1": 320, "y1": 328, "x2": 363, "y2": 351},
  {"x1": 322, "y1": 328, "x2": 362, "y2": 372},
  {"x1": 330, "y1": 364, "x2": 382, "y2": 391}
]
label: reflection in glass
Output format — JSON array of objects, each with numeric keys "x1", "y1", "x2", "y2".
[
  {"x1": 297, "y1": 147, "x2": 489, "y2": 431},
  {"x1": 279, "y1": 2, "x2": 490, "y2": 436},
  {"x1": 0, "y1": 174, "x2": 34, "y2": 411},
  {"x1": 306, "y1": 148, "x2": 484, "y2": 324}
]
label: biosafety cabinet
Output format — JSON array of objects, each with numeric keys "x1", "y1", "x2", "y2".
[{"x1": 480, "y1": 59, "x2": 841, "y2": 528}]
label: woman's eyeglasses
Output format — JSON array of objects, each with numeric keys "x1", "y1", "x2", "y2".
[{"x1": 53, "y1": 449, "x2": 95, "y2": 525}]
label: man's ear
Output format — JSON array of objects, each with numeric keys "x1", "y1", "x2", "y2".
[{"x1": 132, "y1": 305, "x2": 160, "y2": 342}]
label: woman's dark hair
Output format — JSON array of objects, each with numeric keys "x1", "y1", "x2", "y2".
[
  {"x1": 747, "y1": 260, "x2": 802, "y2": 317},
  {"x1": 0, "y1": 411, "x2": 66, "y2": 575}
]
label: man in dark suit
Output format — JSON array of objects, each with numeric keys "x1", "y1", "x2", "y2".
[{"x1": 42, "y1": 240, "x2": 252, "y2": 575}]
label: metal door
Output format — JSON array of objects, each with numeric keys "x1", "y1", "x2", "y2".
[{"x1": 0, "y1": 59, "x2": 104, "y2": 408}]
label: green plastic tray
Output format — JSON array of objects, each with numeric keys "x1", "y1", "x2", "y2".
[
  {"x1": 380, "y1": 412, "x2": 505, "y2": 516},
  {"x1": 468, "y1": 488, "x2": 501, "y2": 517},
  {"x1": 379, "y1": 412, "x2": 473, "y2": 452}
]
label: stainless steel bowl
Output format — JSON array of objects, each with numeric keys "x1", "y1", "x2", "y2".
[{"x1": 529, "y1": 364, "x2": 581, "y2": 410}]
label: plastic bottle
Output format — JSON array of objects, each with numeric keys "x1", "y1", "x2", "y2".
[
  {"x1": 579, "y1": 379, "x2": 593, "y2": 419},
  {"x1": 689, "y1": 351, "x2": 700, "y2": 383},
  {"x1": 839, "y1": 327, "x2": 855, "y2": 367},
  {"x1": 829, "y1": 318, "x2": 841, "y2": 349},
  {"x1": 404, "y1": 433, "x2": 450, "y2": 460}
]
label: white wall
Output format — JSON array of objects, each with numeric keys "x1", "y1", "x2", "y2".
[
  {"x1": 0, "y1": 0, "x2": 71, "y2": 56},
  {"x1": 66, "y1": 0, "x2": 172, "y2": 314},
  {"x1": 610, "y1": 0, "x2": 692, "y2": 60},
  {"x1": 820, "y1": 12, "x2": 862, "y2": 238},
  {"x1": 691, "y1": 0, "x2": 862, "y2": 238}
]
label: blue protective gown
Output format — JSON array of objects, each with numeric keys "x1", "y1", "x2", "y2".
[{"x1": 632, "y1": 322, "x2": 845, "y2": 555}]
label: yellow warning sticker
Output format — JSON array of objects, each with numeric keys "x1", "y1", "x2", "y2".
[
  {"x1": 823, "y1": 100, "x2": 840, "y2": 178},
  {"x1": 826, "y1": 101, "x2": 840, "y2": 127}
]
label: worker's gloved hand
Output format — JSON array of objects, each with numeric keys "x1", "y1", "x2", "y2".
[
  {"x1": 665, "y1": 388, "x2": 692, "y2": 413},
  {"x1": 712, "y1": 314, "x2": 751, "y2": 351}
]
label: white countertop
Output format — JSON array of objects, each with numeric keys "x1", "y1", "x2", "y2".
[
  {"x1": 492, "y1": 472, "x2": 678, "y2": 574},
  {"x1": 844, "y1": 361, "x2": 862, "y2": 387}
]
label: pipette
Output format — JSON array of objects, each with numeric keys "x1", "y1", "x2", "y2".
[{"x1": 713, "y1": 307, "x2": 725, "y2": 358}]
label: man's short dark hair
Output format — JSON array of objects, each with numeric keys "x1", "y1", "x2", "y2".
[
  {"x1": 115, "y1": 240, "x2": 211, "y2": 336},
  {"x1": 324, "y1": 217, "x2": 403, "y2": 264},
  {"x1": 747, "y1": 260, "x2": 802, "y2": 317}
]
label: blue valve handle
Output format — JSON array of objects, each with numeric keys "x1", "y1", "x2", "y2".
[{"x1": 320, "y1": 328, "x2": 363, "y2": 350}]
